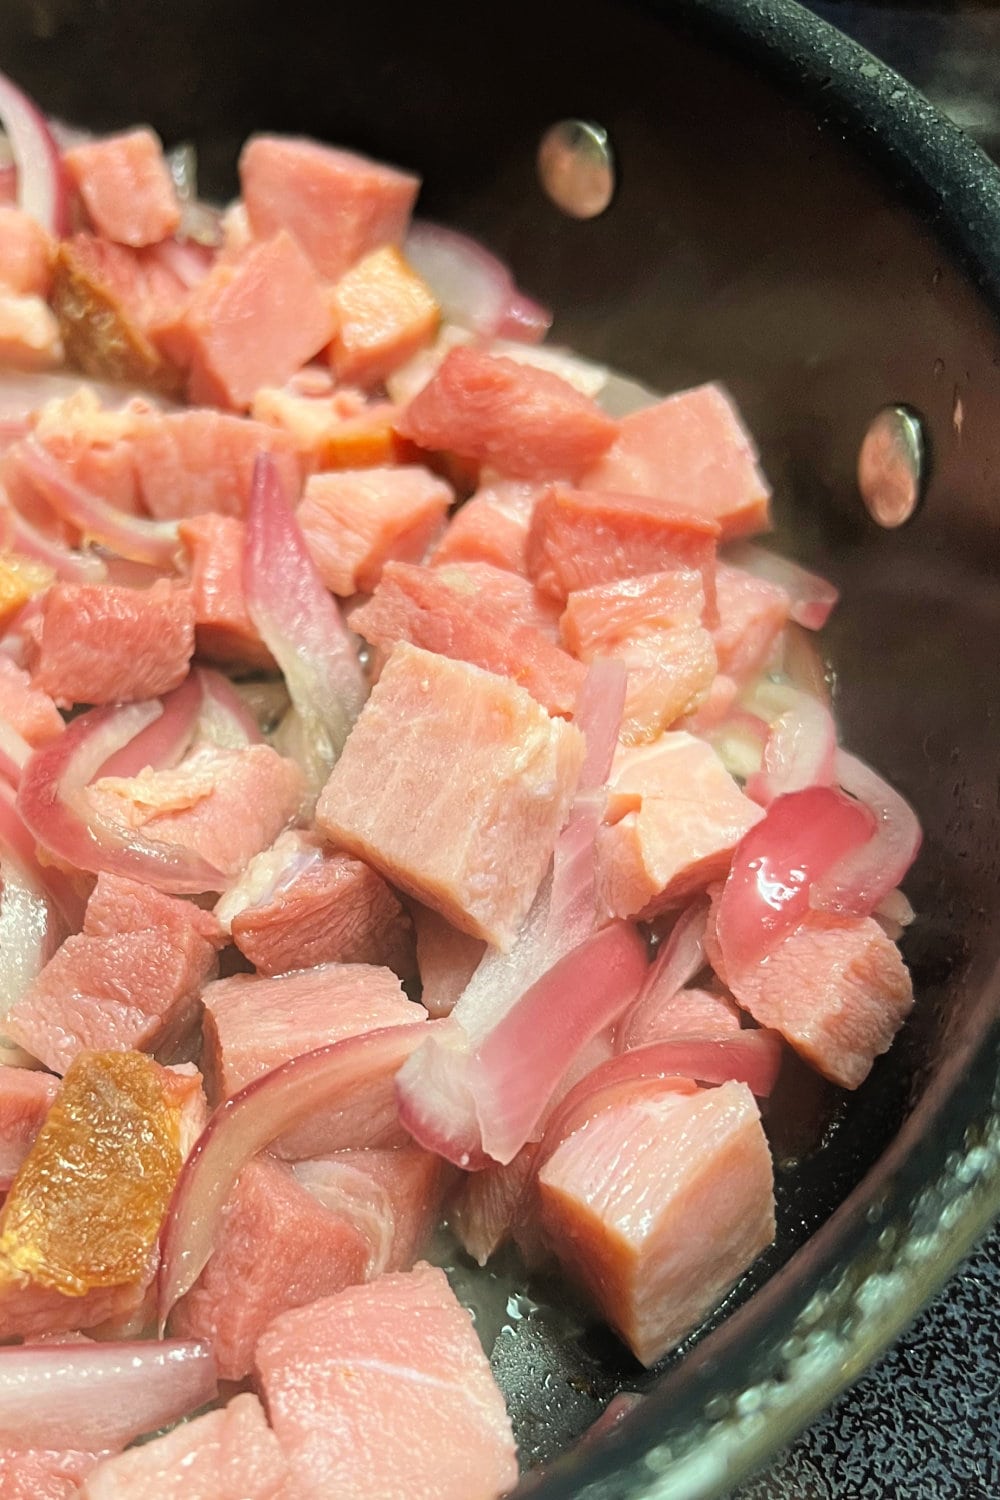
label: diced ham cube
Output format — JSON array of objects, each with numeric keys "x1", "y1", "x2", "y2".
[
  {"x1": 559, "y1": 568, "x2": 706, "y2": 656},
  {"x1": 298, "y1": 465, "x2": 452, "y2": 595},
  {"x1": 0, "y1": 207, "x2": 54, "y2": 296},
  {"x1": 527, "y1": 485, "x2": 719, "y2": 609},
  {"x1": 609, "y1": 627, "x2": 718, "y2": 744},
  {"x1": 712, "y1": 564, "x2": 791, "y2": 685},
  {"x1": 624, "y1": 985, "x2": 743, "y2": 1050},
  {"x1": 397, "y1": 347, "x2": 618, "y2": 481},
  {"x1": 706, "y1": 897, "x2": 914, "y2": 1090},
  {"x1": 349, "y1": 562, "x2": 586, "y2": 717},
  {"x1": 0, "y1": 657, "x2": 63, "y2": 746},
  {"x1": 596, "y1": 734, "x2": 763, "y2": 920},
  {"x1": 171, "y1": 1152, "x2": 372, "y2": 1380},
  {"x1": 5, "y1": 877, "x2": 218, "y2": 1074},
  {"x1": 84, "y1": 743, "x2": 305, "y2": 883},
  {"x1": 316, "y1": 643, "x2": 585, "y2": 948},
  {"x1": 64, "y1": 129, "x2": 181, "y2": 247},
  {"x1": 0, "y1": 1068, "x2": 59, "y2": 1191},
  {"x1": 161, "y1": 231, "x2": 334, "y2": 411},
  {"x1": 580, "y1": 383, "x2": 772, "y2": 540},
  {"x1": 252, "y1": 383, "x2": 412, "y2": 470},
  {"x1": 412, "y1": 903, "x2": 486, "y2": 1017},
  {"x1": 0, "y1": 1053, "x2": 204, "y2": 1339},
  {"x1": 179, "y1": 514, "x2": 273, "y2": 669},
  {"x1": 217, "y1": 831, "x2": 414, "y2": 978},
  {"x1": 0, "y1": 294, "x2": 63, "y2": 371},
  {"x1": 78, "y1": 1393, "x2": 290, "y2": 1500},
  {"x1": 538, "y1": 1081, "x2": 775, "y2": 1365},
  {"x1": 201, "y1": 963, "x2": 420, "y2": 1156},
  {"x1": 293, "y1": 1146, "x2": 445, "y2": 1278},
  {"x1": 131, "y1": 409, "x2": 304, "y2": 520},
  {"x1": 452, "y1": 1147, "x2": 537, "y2": 1267},
  {"x1": 255, "y1": 1263, "x2": 518, "y2": 1500},
  {"x1": 1, "y1": 1447, "x2": 105, "y2": 1500},
  {"x1": 429, "y1": 479, "x2": 540, "y2": 575},
  {"x1": 432, "y1": 560, "x2": 561, "y2": 637},
  {"x1": 0, "y1": 553, "x2": 56, "y2": 633},
  {"x1": 240, "y1": 135, "x2": 420, "y2": 282},
  {"x1": 330, "y1": 245, "x2": 439, "y2": 386},
  {"x1": 28, "y1": 579, "x2": 195, "y2": 708},
  {"x1": 50, "y1": 234, "x2": 186, "y2": 393}
]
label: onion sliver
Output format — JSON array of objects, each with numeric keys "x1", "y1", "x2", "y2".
[{"x1": 0, "y1": 1339, "x2": 217, "y2": 1452}]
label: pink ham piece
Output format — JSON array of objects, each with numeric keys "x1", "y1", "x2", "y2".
[
  {"x1": 432, "y1": 560, "x2": 562, "y2": 638},
  {"x1": 179, "y1": 514, "x2": 273, "y2": 669},
  {"x1": 161, "y1": 231, "x2": 334, "y2": 411},
  {"x1": 559, "y1": 567, "x2": 706, "y2": 656},
  {"x1": 298, "y1": 465, "x2": 452, "y2": 596},
  {"x1": 201, "y1": 962, "x2": 419, "y2": 1157},
  {"x1": 451, "y1": 1146, "x2": 538, "y2": 1266},
  {"x1": 0, "y1": 657, "x2": 63, "y2": 746},
  {"x1": 711, "y1": 563, "x2": 791, "y2": 685},
  {"x1": 254, "y1": 1263, "x2": 518, "y2": 1500},
  {"x1": 240, "y1": 135, "x2": 420, "y2": 283},
  {"x1": 397, "y1": 346, "x2": 618, "y2": 481},
  {"x1": 0, "y1": 1068, "x2": 58, "y2": 1190},
  {"x1": 412, "y1": 903, "x2": 486, "y2": 1018},
  {"x1": 429, "y1": 479, "x2": 540, "y2": 575},
  {"x1": 626, "y1": 986, "x2": 743, "y2": 1049},
  {"x1": 0, "y1": 207, "x2": 54, "y2": 297},
  {"x1": 579, "y1": 383, "x2": 772, "y2": 540},
  {"x1": 316, "y1": 642, "x2": 585, "y2": 947},
  {"x1": 596, "y1": 733, "x2": 764, "y2": 921},
  {"x1": 63, "y1": 129, "x2": 180, "y2": 247},
  {"x1": 0, "y1": 1447, "x2": 105, "y2": 1499},
  {"x1": 130, "y1": 409, "x2": 303, "y2": 521},
  {"x1": 28, "y1": 580, "x2": 195, "y2": 708},
  {"x1": 78, "y1": 1393, "x2": 290, "y2": 1500},
  {"x1": 706, "y1": 892, "x2": 914, "y2": 1090},
  {"x1": 538, "y1": 1080, "x2": 775, "y2": 1365},
  {"x1": 5, "y1": 874, "x2": 219, "y2": 1074},
  {"x1": 527, "y1": 485, "x2": 720, "y2": 610},
  {"x1": 349, "y1": 561, "x2": 586, "y2": 718},
  {"x1": 216, "y1": 830, "x2": 414, "y2": 978},
  {"x1": 172, "y1": 1147, "x2": 445, "y2": 1380},
  {"x1": 606, "y1": 629, "x2": 718, "y2": 744},
  {"x1": 83, "y1": 741, "x2": 305, "y2": 885}
]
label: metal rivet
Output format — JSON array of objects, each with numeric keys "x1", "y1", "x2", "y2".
[
  {"x1": 857, "y1": 405, "x2": 926, "y2": 528},
  {"x1": 537, "y1": 120, "x2": 615, "y2": 219}
]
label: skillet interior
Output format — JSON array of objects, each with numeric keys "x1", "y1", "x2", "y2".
[{"x1": 1, "y1": 0, "x2": 998, "y2": 1491}]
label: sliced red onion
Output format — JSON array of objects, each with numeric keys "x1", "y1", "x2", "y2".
[
  {"x1": 165, "y1": 142, "x2": 224, "y2": 249},
  {"x1": 3, "y1": 498, "x2": 108, "y2": 583},
  {"x1": 195, "y1": 667, "x2": 264, "y2": 749},
  {"x1": 810, "y1": 749, "x2": 922, "y2": 919},
  {"x1": 0, "y1": 1339, "x2": 216, "y2": 1452},
  {"x1": 0, "y1": 717, "x2": 30, "y2": 786},
  {"x1": 579, "y1": 1393, "x2": 646, "y2": 1449},
  {"x1": 716, "y1": 785, "x2": 876, "y2": 978},
  {"x1": 14, "y1": 438, "x2": 182, "y2": 570},
  {"x1": 725, "y1": 543, "x2": 839, "y2": 630},
  {"x1": 616, "y1": 900, "x2": 708, "y2": 1053},
  {"x1": 470, "y1": 921, "x2": 648, "y2": 1164},
  {"x1": 152, "y1": 234, "x2": 215, "y2": 287},
  {"x1": 779, "y1": 622, "x2": 832, "y2": 703},
  {"x1": 745, "y1": 690, "x2": 837, "y2": 806},
  {"x1": 244, "y1": 454, "x2": 366, "y2": 805},
  {"x1": 157, "y1": 1022, "x2": 435, "y2": 1321},
  {"x1": 17, "y1": 698, "x2": 225, "y2": 893},
  {"x1": 0, "y1": 774, "x2": 84, "y2": 933},
  {"x1": 0, "y1": 849, "x2": 58, "y2": 1019},
  {"x1": 404, "y1": 221, "x2": 552, "y2": 342},
  {"x1": 0, "y1": 70, "x2": 68, "y2": 234},
  {"x1": 707, "y1": 707, "x2": 769, "y2": 783},
  {"x1": 96, "y1": 672, "x2": 203, "y2": 780}
]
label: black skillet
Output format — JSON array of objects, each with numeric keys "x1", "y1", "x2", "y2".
[{"x1": 1, "y1": 0, "x2": 998, "y2": 1493}]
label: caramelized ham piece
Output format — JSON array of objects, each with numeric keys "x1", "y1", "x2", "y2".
[
  {"x1": 538, "y1": 1080, "x2": 775, "y2": 1365},
  {"x1": 78, "y1": 1393, "x2": 290, "y2": 1500},
  {"x1": 0, "y1": 1052, "x2": 203, "y2": 1339},
  {"x1": 254, "y1": 1263, "x2": 518, "y2": 1500},
  {"x1": 316, "y1": 643, "x2": 585, "y2": 947},
  {"x1": 579, "y1": 382, "x2": 772, "y2": 540}
]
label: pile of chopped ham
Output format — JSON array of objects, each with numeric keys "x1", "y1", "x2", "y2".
[{"x1": 0, "y1": 72, "x2": 921, "y2": 1500}]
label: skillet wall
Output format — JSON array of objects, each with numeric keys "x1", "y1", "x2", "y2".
[{"x1": 2, "y1": 0, "x2": 999, "y2": 1477}]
